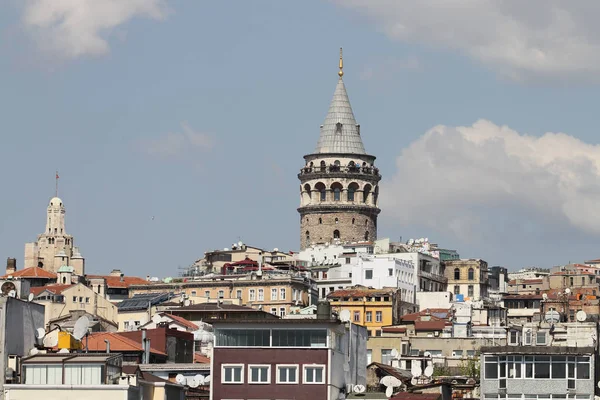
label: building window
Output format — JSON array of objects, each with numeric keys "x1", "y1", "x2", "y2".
[
  {"x1": 468, "y1": 268, "x2": 474, "y2": 280},
  {"x1": 248, "y1": 365, "x2": 270, "y2": 384},
  {"x1": 258, "y1": 289, "x2": 264, "y2": 301},
  {"x1": 306, "y1": 231, "x2": 310, "y2": 243},
  {"x1": 85, "y1": 297, "x2": 90, "y2": 304},
  {"x1": 375, "y1": 330, "x2": 382, "y2": 337},
  {"x1": 222, "y1": 364, "x2": 244, "y2": 384},
  {"x1": 280, "y1": 288, "x2": 286, "y2": 300},
  {"x1": 388, "y1": 268, "x2": 393, "y2": 277},
  {"x1": 509, "y1": 330, "x2": 520, "y2": 345},
  {"x1": 204, "y1": 291, "x2": 210, "y2": 298},
  {"x1": 468, "y1": 285, "x2": 474, "y2": 297},
  {"x1": 454, "y1": 268, "x2": 460, "y2": 280},
  {"x1": 270, "y1": 307, "x2": 277, "y2": 315},
  {"x1": 332, "y1": 183, "x2": 342, "y2": 201},
  {"x1": 366, "y1": 311, "x2": 372, "y2": 322},
  {"x1": 279, "y1": 307, "x2": 286, "y2": 317},
  {"x1": 271, "y1": 288, "x2": 278, "y2": 300},
  {"x1": 365, "y1": 270, "x2": 373, "y2": 280},
  {"x1": 353, "y1": 311, "x2": 360, "y2": 322},
  {"x1": 484, "y1": 356, "x2": 498, "y2": 379},
  {"x1": 348, "y1": 183, "x2": 358, "y2": 201},
  {"x1": 367, "y1": 350, "x2": 372, "y2": 364},
  {"x1": 335, "y1": 217, "x2": 338, "y2": 224},
  {"x1": 318, "y1": 218, "x2": 322, "y2": 224},
  {"x1": 249, "y1": 289, "x2": 256, "y2": 301},
  {"x1": 303, "y1": 365, "x2": 325, "y2": 384},
  {"x1": 381, "y1": 349, "x2": 392, "y2": 365},
  {"x1": 536, "y1": 331, "x2": 547, "y2": 345},
  {"x1": 191, "y1": 291, "x2": 197, "y2": 296},
  {"x1": 364, "y1": 231, "x2": 369, "y2": 241},
  {"x1": 218, "y1": 290, "x2": 224, "y2": 299},
  {"x1": 72, "y1": 296, "x2": 77, "y2": 302},
  {"x1": 524, "y1": 329, "x2": 532, "y2": 345},
  {"x1": 376, "y1": 311, "x2": 382, "y2": 322},
  {"x1": 236, "y1": 290, "x2": 242, "y2": 299},
  {"x1": 453, "y1": 350, "x2": 463, "y2": 358},
  {"x1": 454, "y1": 285, "x2": 460, "y2": 295},
  {"x1": 352, "y1": 218, "x2": 355, "y2": 225},
  {"x1": 333, "y1": 230, "x2": 340, "y2": 239},
  {"x1": 276, "y1": 365, "x2": 299, "y2": 384}
]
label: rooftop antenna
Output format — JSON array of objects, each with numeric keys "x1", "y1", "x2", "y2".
[
  {"x1": 338, "y1": 47, "x2": 344, "y2": 77},
  {"x1": 55, "y1": 171, "x2": 59, "y2": 197}
]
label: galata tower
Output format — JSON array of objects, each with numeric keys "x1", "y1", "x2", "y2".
[{"x1": 298, "y1": 49, "x2": 381, "y2": 250}]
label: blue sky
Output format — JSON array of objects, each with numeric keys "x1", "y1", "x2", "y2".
[{"x1": 2, "y1": 1, "x2": 600, "y2": 276}]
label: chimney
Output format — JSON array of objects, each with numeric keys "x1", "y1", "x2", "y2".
[
  {"x1": 5, "y1": 258, "x2": 16, "y2": 275},
  {"x1": 104, "y1": 339, "x2": 110, "y2": 354},
  {"x1": 120, "y1": 273, "x2": 124, "y2": 282}
]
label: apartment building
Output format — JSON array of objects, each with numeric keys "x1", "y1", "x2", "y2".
[{"x1": 445, "y1": 259, "x2": 489, "y2": 300}]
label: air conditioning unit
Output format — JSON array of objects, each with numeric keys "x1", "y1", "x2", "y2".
[{"x1": 0, "y1": 280, "x2": 30, "y2": 299}]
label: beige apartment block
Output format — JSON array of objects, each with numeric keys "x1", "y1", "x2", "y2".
[
  {"x1": 445, "y1": 259, "x2": 489, "y2": 300},
  {"x1": 32, "y1": 283, "x2": 118, "y2": 327}
]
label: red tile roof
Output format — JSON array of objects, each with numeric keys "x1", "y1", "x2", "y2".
[
  {"x1": 30, "y1": 284, "x2": 73, "y2": 296},
  {"x1": 194, "y1": 353, "x2": 210, "y2": 364},
  {"x1": 382, "y1": 326, "x2": 407, "y2": 333},
  {"x1": 414, "y1": 320, "x2": 447, "y2": 331},
  {"x1": 86, "y1": 275, "x2": 148, "y2": 288},
  {"x1": 327, "y1": 286, "x2": 396, "y2": 298},
  {"x1": 163, "y1": 313, "x2": 199, "y2": 331},
  {"x1": 2, "y1": 267, "x2": 57, "y2": 279},
  {"x1": 84, "y1": 332, "x2": 166, "y2": 355}
]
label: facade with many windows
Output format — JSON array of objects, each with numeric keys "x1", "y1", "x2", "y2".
[
  {"x1": 445, "y1": 259, "x2": 489, "y2": 301},
  {"x1": 210, "y1": 318, "x2": 367, "y2": 400}
]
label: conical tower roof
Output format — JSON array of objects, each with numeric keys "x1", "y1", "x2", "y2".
[{"x1": 314, "y1": 75, "x2": 366, "y2": 155}]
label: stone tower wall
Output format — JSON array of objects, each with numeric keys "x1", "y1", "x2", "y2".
[{"x1": 300, "y1": 209, "x2": 377, "y2": 249}]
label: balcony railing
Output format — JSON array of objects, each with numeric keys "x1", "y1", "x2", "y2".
[
  {"x1": 300, "y1": 165, "x2": 381, "y2": 177},
  {"x1": 419, "y1": 270, "x2": 448, "y2": 283}
]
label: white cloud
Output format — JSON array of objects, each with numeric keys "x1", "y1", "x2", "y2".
[
  {"x1": 333, "y1": 0, "x2": 600, "y2": 80},
  {"x1": 381, "y1": 120, "x2": 600, "y2": 240},
  {"x1": 139, "y1": 122, "x2": 214, "y2": 159},
  {"x1": 21, "y1": 0, "x2": 169, "y2": 59}
]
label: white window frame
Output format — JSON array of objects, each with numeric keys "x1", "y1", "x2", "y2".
[
  {"x1": 258, "y1": 289, "x2": 264, "y2": 301},
  {"x1": 280, "y1": 288, "x2": 286, "y2": 300},
  {"x1": 249, "y1": 289, "x2": 256, "y2": 301},
  {"x1": 276, "y1": 364, "x2": 299, "y2": 384},
  {"x1": 218, "y1": 290, "x2": 224, "y2": 299},
  {"x1": 221, "y1": 364, "x2": 244, "y2": 384},
  {"x1": 279, "y1": 307, "x2": 286, "y2": 317},
  {"x1": 248, "y1": 364, "x2": 271, "y2": 384},
  {"x1": 236, "y1": 290, "x2": 242, "y2": 299},
  {"x1": 271, "y1": 288, "x2": 278, "y2": 300},
  {"x1": 376, "y1": 311, "x2": 383, "y2": 322},
  {"x1": 303, "y1": 364, "x2": 326, "y2": 384}
]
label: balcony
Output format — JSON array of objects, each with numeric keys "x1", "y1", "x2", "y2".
[
  {"x1": 299, "y1": 165, "x2": 381, "y2": 179},
  {"x1": 419, "y1": 270, "x2": 448, "y2": 284}
]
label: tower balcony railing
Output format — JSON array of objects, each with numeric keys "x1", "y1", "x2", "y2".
[{"x1": 299, "y1": 165, "x2": 380, "y2": 178}]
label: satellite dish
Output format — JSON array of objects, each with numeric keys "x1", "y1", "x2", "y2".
[
  {"x1": 58, "y1": 348, "x2": 70, "y2": 353},
  {"x1": 577, "y1": 310, "x2": 587, "y2": 322},
  {"x1": 411, "y1": 377, "x2": 418, "y2": 385},
  {"x1": 354, "y1": 384, "x2": 366, "y2": 394},
  {"x1": 565, "y1": 288, "x2": 571, "y2": 295},
  {"x1": 385, "y1": 386, "x2": 393, "y2": 397},
  {"x1": 423, "y1": 351, "x2": 431, "y2": 358},
  {"x1": 544, "y1": 310, "x2": 560, "y2": 323},
  {"x1": 339, "y1": 309, "x2": 351, "y2": 323},
  {"x1": 194, "y1": 374, "x2": 205, "y2": 385},
  {"x1": 542, "y1": 293, "x2": 548, "y2": 300},
  {"x1": 466, "y1": 378, "x2": 476, "y2": 385},
  {"x1": 28, "y1": 293, "x2": 34, "y2": 302},
  {"x1": 29, "y1": 348, "x2": 39, "y2": 355},
  {"x1": 187, "y1": 376, "x2": 199, "y2": 388},
  {"x1": 43, "y1": 329, "x2": 59, "y2": 348},
  {"x1": 391, "y1": 348, "x2": 399, "y2": 358},
  {"x1": 597, "y1": 380, "x2": 600, "y2": 389},
  {"x1": 380, "y1": 376, "x2": 395, "y2": 387},
  {"x1": 73, "y1": 316, "x2": 90, "y2": 340},
  {"x1": 175, "y1": 374, "x2": 186, "y2": 385},
  {"x1": 1, "y1": 282, "x2": 16, "y2": 296},
  {"x1": 184, "y1": 299, "x2": 191, "y2": 307},
  {"x1": 411, "y1": 365, "x2": 422, "y2": 377},
  {"x1": 424, "y1": 365, "x2": 434, "y2": 377},
  {"x1": 203, "y1": 375, "x2": 211, "y2": 386},
  {"x1": 36, "y1": 328, "x2": 46, "y2": 340},
  {"x1": 8, "y1": 290, "x2": 16, "y2": 298}
]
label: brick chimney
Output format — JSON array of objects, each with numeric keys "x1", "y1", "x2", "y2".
[{"x1": 5, "y1": 258, "x2": 16, "y2": 275}]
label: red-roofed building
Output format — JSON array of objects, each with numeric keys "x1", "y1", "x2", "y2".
[
  {"x1": 86, "y1": 269, "x2": 148, "y2": 302},
  {"x1": 118, "y1": 327, "x2": 195, "y2": 364},
  {"x1": 1, "y1": 266, "x2": 57, "y2": 289},
  {"x1": 83, "y1": 331, "x2": 167, "y2": 363}
]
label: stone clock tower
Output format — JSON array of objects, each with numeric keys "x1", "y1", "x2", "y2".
[{"x1": 298, "y1": 49, "x2": 381, "y2": 249}]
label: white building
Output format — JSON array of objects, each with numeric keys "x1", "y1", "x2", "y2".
[{"x1": 350, "y1": 256, "x2": 415, "y2": 304}]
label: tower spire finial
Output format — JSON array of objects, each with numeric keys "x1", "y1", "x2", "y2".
[
  {"x1": 55, "y1": 171, "x2": 59, "y2": 197},
  {"x1": 338, "y1": 47, "x2": 343, "y2": 77}
]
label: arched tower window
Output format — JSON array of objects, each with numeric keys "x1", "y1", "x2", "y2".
[
  {"x1": 319, "y1": 218, "x2": 322, "y2": 224},
  {"x1": 333, "y1": 230, "x2": 340, "y2": 239},
  {"x1": 468, "y1": 268, "x2": 474, "y2": 280},
  {"x1": 331, "y1": 182, "x2": 343, "y2": 201},
  {"x1": 348, "y1": 182, "x2": 359, "y2": 201},
  {"x1": 365, "y1": 219, "x2": 368, "y2": 226},
  {"x1": 303, "y1": 184, "x2": 311, "y2": 199},
  {"x1": 364, "y1": 231, "x2": 369, "y2": 241},
  {"x1": 454, "y1": 268, "x2": 460, "y2": 280},
  {"x1": 315, "y1": 182, "x2": 326, "y2": 201},
  {"x1": 320, "y1": 161, "x2": 326, "y2": 172},
  {"x1": 306, "y1": 231, "x2": 310, "y2": 243},
  {"x1": 62, "y1": 277, "x2": 67, "y2": 284},
  {"x1": 335, "y1": 218, "x2": 338, "y2": 224},
  {"x1": 363, "y1": 184, "x2": 372, "y2": 203},
  {"x1": 352, "y1": 218, "x2": 355, "y2": 225}
]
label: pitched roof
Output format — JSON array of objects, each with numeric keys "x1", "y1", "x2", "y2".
[
  {"x1": 31, "y1": 284, "x2": 73, "y2": 296},
  {"x1": 86, "y1": 275, "x2": 148, "y2": 288},
  {"x1": 162, "y1": 313, "x2": 199, "y2": 331},
  {"x1": 314, "y1": 77, "x2": 366, "y2": 155},
  {"x1": 327, "y1": 286, "x2": 396, "y2": 298},
  {"x1": 414, "y1": 320, "x2": 447, "y2": 331},
  {"x1": 194, "y1": 353, "x2": 210, "y2": 363},
  {"x1": 170, "y1": 303, "x2": 262, "y2": 312},
  {"x1": 84, "y1": 332, "x2": 166, "y2": 355},
  {"x1": 117, "y1": 293, "x2": 173, "y2": 311},
  {"x1": 2, "y1": 267, "x2": 57, "y2": 279}
]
